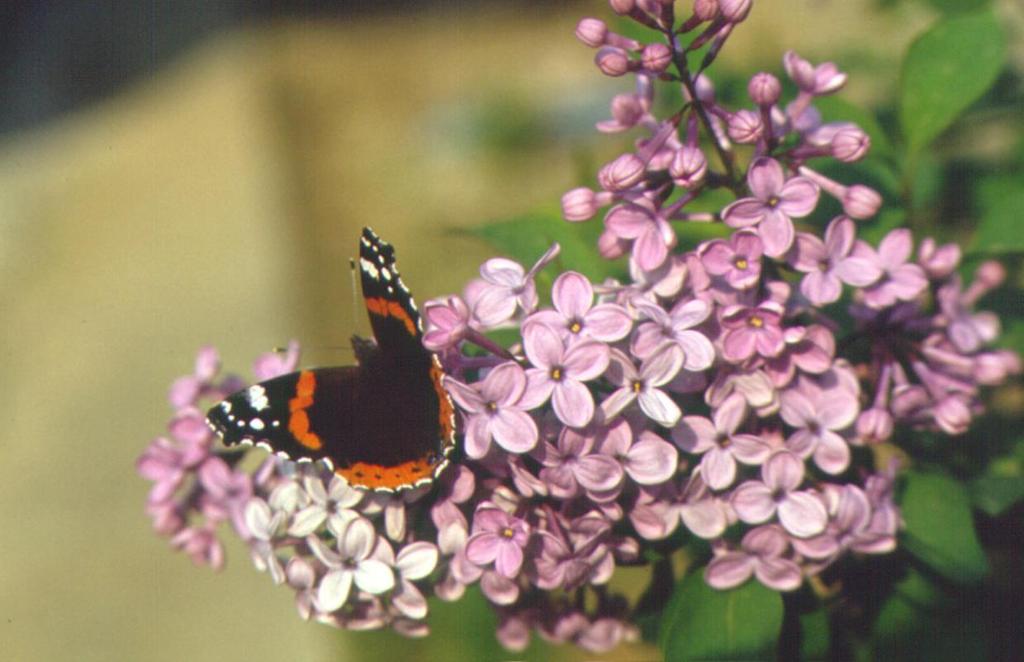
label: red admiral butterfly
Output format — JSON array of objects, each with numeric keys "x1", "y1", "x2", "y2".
[{"x1": 206, "y1": 228, "x2": 456, "y2": 491}]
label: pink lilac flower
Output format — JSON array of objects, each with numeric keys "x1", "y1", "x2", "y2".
[
  {"x1": 522, "y1": 322, "x2": 610, "y2": 428},
  {"x1": 937, "y1": 272, "x2": 1001, "y2": 353},
  {"x1": 444, "y1": 362, "x2": 539, "y2": 458},
  {"x1": 537, "y1": 427, "x2": 624, "y2": 499},
  {"x1": 705, "y1": 525, "x2": 802, "y2": 591},
  {"x1": 288, "y1": 475, "x2": 364, "y2": 537},
  {"x1": 783, "y1": 51, "x2": 847, "y2": 96},
  {"x1": 473, "y1": 244, "x2": 561, "y2": 326},
  {"x1": 528, "y1": 271, "x2": 633, "y2": 344},
  {"x1": 602, "y1": 345, "x2": 686, "y2": 427},
  {"x1": 197, "y1": 456, "x2": 254, "y2": 537},
  {"x1": 720, "y1": 301, "x2": 786, "y2": 362},
  {"x1": 731, "y1": 450, "x2": 828, "y2": 538},
  {"x1": 603, "y1": 202, "x2": 677, "y2": 270},
  {"x1": 465, "y1": 505, "x2": 531, "y2": 578},
  {"x1": 422, "y1": 296, "x2": 472, "y2": 352},
  {"x1": 789, "y1": 216, "x2": 881, "y2": 305},
  {"x1": 308, "y1": 517, "x2": 395, "y2": 613},
  {"x1": 721, "y1": 157, "x2": 820, "y2": 257},
  {"x1": 631, "y1": 297, "x2": 715, "y2": 369},
  {"x1": 780, "y1": 379, "x2": 858, "y2": 474},
  {"x1": 855, "y1": 228, "x2": 928, "y2": 308},
  {"x1": 597, "y1": 420, "x2": 679, "y2": 487},
  {"x1": 700, "y1": 230, "x2": 763, "y2": 290},
  {"x1": 673, "y1": 393, "x2": 772, "y2": 490}
]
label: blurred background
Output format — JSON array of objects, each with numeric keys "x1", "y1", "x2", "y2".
[{"x1": 0, "y1": 1, "x2": 1019, "y2": 661}]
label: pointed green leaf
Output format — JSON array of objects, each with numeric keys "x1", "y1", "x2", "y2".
[
  {"x1": 900, "y1": 470, "x2": 989, "y2": 584},
  {"x1": 661, "y1": 571, "x2": 783, "y2": 661},
  {"x1": 900, "y1": 11, "x2": 1006, "y2": 153}
]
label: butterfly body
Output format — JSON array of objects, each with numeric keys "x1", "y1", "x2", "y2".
[{"x1": 205, "y1": 228, "x2": 456, "y2": 491}]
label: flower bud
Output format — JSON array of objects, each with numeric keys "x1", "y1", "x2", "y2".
[
  {"x1": 727, "y1": 109, "x2": 763, "y2": 143},
  {"x1": 693, "y1": 0, "x2": 720, "y2": 21},
  {"x1": 595, "y1": 46, "x2": 632, "y2": 77},
  {"x1": 562, "y1": 187, "x2": 599, "y2": 221},
  {"x1": 599, "y1": 153, "x2": 646, "y2": 191},
  {"x1": 609, "y1": 0, "x2": 636, "y2": 15},
  {"x1": 575, "y1": 18, "x2": 608, "y2": 48},
  {"x1": 607, "y1": 94, "x2": 644, "y2": 129},
  {"x1": 976, "y1": 260, "x2": 1006, "y2": 289},
  {"x1": 719, "y1": 0, "x2": 751, "y2": 22},
  {"x1": 831, "y1": 125, "x2": 870, "y2": 162},
  {"x1": 783, "y1": 51, "x2": 816, "y2": 91},
  {"x1": 747, "y1": 72, "x2": 781, "y2": 106},
  {"x1": 669, "y1": 146, "x2": 708, "y2": 187},
  {"x1": 842, "y1": 185, "x2": 882, "y2": 219},
  {"x1": 641, "y1": 43, "x2": 672, "y2": 73},
  {"x1": 917, "y1": 238, "x2": 961, "y2": 278},
  {"x1": 856, "y1": 408, "x2": 893, "y2": 443}
]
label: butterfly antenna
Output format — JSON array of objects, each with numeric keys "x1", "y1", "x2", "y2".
[{"x1": 349, "y1": 257, "x2": 362, "y2": 333}]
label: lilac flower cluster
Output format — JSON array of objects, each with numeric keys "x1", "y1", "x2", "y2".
[{"x1": 137, "y1": 0, "x2": 1019, "y2": 655}]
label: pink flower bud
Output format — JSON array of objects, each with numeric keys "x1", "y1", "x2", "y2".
[
  {"x1": 575, "y1": 18, "x2": 608, "y2": 48},
  {"x1": 748, "y1": 72, "x2": 781, "y2": 106},
  {"x1": 976, "y1": 260, "x2": 1006, "y2": 289},
  {"x1": 727, "y1": 109, "x2": 763, "y2": 143},
  {"x1": 831, "y1": 125, "x2": 870, "y2": 162},
  {"x1": 562, "y1": 187, "x2": 599, "y2": 221},
  {"x1": 693, "y1": 0, "x2": 720, "y2": 21},
  {"x1": 783, "y1": 51, "x2": 816, "y2": 91},
  {"x1": 641, "y1": 43, "x2": 672, "y2": 73},
  {"x1": 856, "y1": 408, "x2": 893, "y2": 443},
  {"x1": 812, "y1": 62, "x2": 847, "y2": 95},
  {"x1": 918, "y1": 238, "x2": 961, "y2": 278},
  {"x1": 842, "y1": 185, "x2": 882, "y2": 219},
  {"x1": 669, "y1": 146, "x2": 708, "y2": 187},
  {"x1": 719, "y1": 0, "x2": 751, "y2": 22},
  {"x1": 603, "y1": 93, "x2": 644, "y2": 131},
  {"x1": 609, "y1": 0, "x2": 636, "y2": 15},
  {"x1": 599, "y1": 153, "x2": 646, "y2": 191},
  {"x1": 595, "y1": 46, "x2": 633, "y2": 77}
]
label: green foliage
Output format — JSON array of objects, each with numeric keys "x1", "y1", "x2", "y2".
[
  {"x1": 970, "y1": 173, "x2": 1024, "y2": 254},
  {"x1": 899, "y1": 11, "x2": 1006, "y2": 154},
  {"x1": 900, "y1": 470, "x2": 990, "y2": 584},
  {"x1": 660, "y1": 572, "x2": 783, "y2": 661},
  {"x1": 467, "y1": 207, "x2": 626, "y2": 289},
  {"x1": 872, "y1": 567, "x2": 987, "y2": 660}
]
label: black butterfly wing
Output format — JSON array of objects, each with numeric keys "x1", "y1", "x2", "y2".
[{"x1": 358, "y1": 227, "x2": 426, "y2": 355}]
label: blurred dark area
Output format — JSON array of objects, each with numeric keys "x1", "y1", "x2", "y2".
[{"x1": 0, "y1": 0, "x2": 580, "y2": 136}]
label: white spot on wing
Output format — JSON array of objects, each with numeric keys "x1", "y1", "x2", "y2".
[
  {"x1": 250, "y1": 419, "x2": 265, "y2": 431},
  {"x1": 248, "y1": 385, "x2": 270, "y2": 411},
  {"x1": 360, "y1": 257, "x2": 379, "y2": 279}
]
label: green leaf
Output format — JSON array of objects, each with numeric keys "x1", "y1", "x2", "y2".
[
  {"x1": 969, "y1": 173, "x2": 1024, "y2": 254},
  {"x1": 798, "y1": 608, "x2": 830, "y2": 660},
  {"x1": 660, "y1": 571, "x2": 783, "y2": 661},
  {"x1": 466, "y1": 207, "x2": 625, "y2": 286},
  {"x1": 925, "y1": 0, "x2": 993, "y2": 13},
  {"x1": 900, "y1": 470, "x2": 990, "y2": 584},
  {"x1": 899, "y1": 11, "x2": 1006, "y2": 153},
  {"x1": 873, "y1": 568, "x2": 986, "y2": 661},
  {"x1": 969, "y1": 448, "x2": 1024, "y2": 516}
]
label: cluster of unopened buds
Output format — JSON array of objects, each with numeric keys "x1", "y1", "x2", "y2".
[{"x1": 137, "y1": 0, "x2": 1018, "y2": 654}]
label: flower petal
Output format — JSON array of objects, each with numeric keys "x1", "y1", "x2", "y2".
[
  {"x1": 353, "y1": 559, "x2": 396, "y2": 595},
  {"x1": 316, "y1": 569, "x2": 353, "y2": 613},
  {"x1": 778, "y1": 491, "x2": 828, "y2": 538},
  {"x1": 552, "y1": 380, "x2": 596, "y2": 428}
]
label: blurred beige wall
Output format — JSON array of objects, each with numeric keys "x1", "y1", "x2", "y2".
[{"x1": 0, "y1": 3, "x2": 932, "y2": 660}]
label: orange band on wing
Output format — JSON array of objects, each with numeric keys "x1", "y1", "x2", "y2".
[
  {"x1": 287, "y1": 370, "x2": 322, "y2": 450},
  {"x1": 336, "y1": 458, "x2": 437, "y2": 490},
  {"x1": 365, "y1": 297, "x2": 417, "y2": 336}
]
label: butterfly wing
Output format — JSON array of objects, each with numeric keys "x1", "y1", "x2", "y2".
[{"x1": 358, "y1": 227, "x2": 426, "y2": 355}]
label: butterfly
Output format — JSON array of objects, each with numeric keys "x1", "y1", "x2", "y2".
[{"x1": 206, "y1": 227, "x2": 456, "y2": 491}]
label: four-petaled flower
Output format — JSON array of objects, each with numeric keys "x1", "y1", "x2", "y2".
[
  {"x1": 731, "y1": 450, "x2": 828, "y2": 538},
  {"x1": 445, "y1": 362, "x2": 539, "y2": 458},
  {"x1": 673, "y1": 393, "x2": 772, "y2": 490},
  {"x1": 522, "y1": 322, "x2": 610, "y2": 428},
  {"x1": 602, "y1": 345, "x2": 686, "y2": 427},
  {"x1": 721, "y1": 157, "x2": 819, "y2": 257},
  {"x1": 309, "y1": 517, "x2": 396, "y2": 613},
  {"x1": 528, "y1": 271, "x2": 633, "y2": 344},
  {"x1": 465, "y1": 505, "x2": 531, "y2": 578},
  {"x1": 705, "y1": 525, "x2": 803, "y2": 591},
  {"x1": 790, "y1": 216, "x2": 881, "y2": 305}
]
